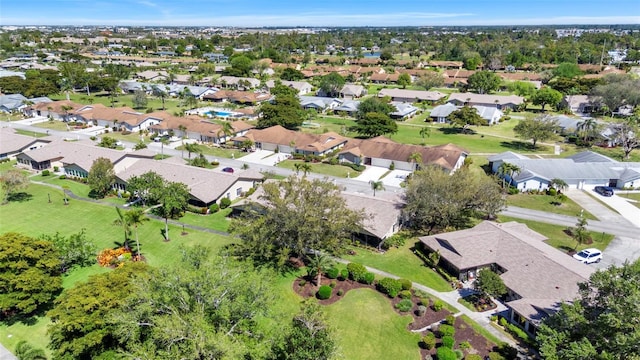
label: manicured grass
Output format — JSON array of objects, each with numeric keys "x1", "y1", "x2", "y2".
[
  {"x1": 458, "y1": 297, "x2": 479, "y2": 312},
  {"x1": 30, "y1": 174, "x2": 93, "y2": 198},
  {"x1": 50, "y1": 92, "x2": 188, "y2": 115},
  {"x1": 13, "y1": 129, "x2": 48, "y2": 138},
  {"x1": 32, "y1": 120, "x2": 71, "y2": 132},
  {"x1": 324, "y1": 289, "x2": 421, "y2": 360},
  {"x1": 618, "y1": 192, "x2": 640, "y2": 208},
  {"x1": 180, "y1": 208, "x2": 233, "y2": 233},
  {"x1": 506, "y1": 193, "x2": 596, "y2": 220},
  {"x1": 0, "y1": 317, "x2": 51, "y2": 358},
  {"x1": 459, "y1": 315, "x2": 503, "y2": 346},
  {"x1": 277, "y1": 160, "x2": 356, "y2": 178},
  {"x1": 344, "y1": 241, "x2": 451, "y2": 292},
  {"x1": 498, "y1": 216, "x2": 614, "y2": 253},
  {"x1": 177, "y1": 144, "x2": 238, "y2": 159}
]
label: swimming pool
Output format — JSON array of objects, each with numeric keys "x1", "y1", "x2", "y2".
[{"x1": 205, "y1": 110, "x2": 237, "y2": 118}]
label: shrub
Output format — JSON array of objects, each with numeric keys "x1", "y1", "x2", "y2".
[
  {"x1": 346, "y1": 262, "x2": 367, "y2": 282},
  {"x1": 326, "y1": 267, "x2": 339, "y2": 279},
  {"x1": 453, "y1": 349, "x2": 464, "y2": 360},
  {"x1": 421, "y1": 332, "x2": 436, "y2": 350},
  {"x1": 339, "y1": 268, "x2": 349, "y2": 280},
  {"x1": 395, "y1": 299, "x2": 413, "y2": 312},
  {"x1": 337, "y1": 289, "x2": 344, "y2": 296},
  {"x1": 488, "y1": 352, "x2": 505, "y2": 360},
  {"x1": 547, "y1": 188, "x2": 557, "y2": 196},
  {"x1": 341, "y1": 162, "x2": 365, "y2": 172},
  {"x1": 507, "y1": 187, "x2": 519, "y2": 195},
  {"x1": 329, "y1": 280, "x2": 337, "y2": 288},
  {"x1": 363, "y1": 272, "x2": 375, "y2": 285},
  {"x1": 495, "y1": 343, "x2": 518, "y2": 359},
  {"x1": 89, "y1": 136, "x2": 97, "y2": 141},
  {"x1": 399, "y1": 290, "x2": 412, "y2": 299},
  {"x1": 316, "y1": 285, "x2": 332, "y2": 300},
  {"x1": 219, "y1": 197, "x2": 231, "y2": 209},
  {"x1": 398, "y1": 278, "x2": 412, "y2": 290},
  {"x1": 465, "y1": 355, "x2": 483, "y2": 360},
  {"x1": 246, "y1": 187, "x2": 256, "y2": 196},
  {"x1": 441, "y1": 335, "x2": 455, "y2": 349},
  {"x1": 209, "y1": 203, "x2": 219, "y2": 213},
  {"x1": 490, "y1": 315, "x2": 498, "y2": 322},
  {"x1": 42, "y1": 170, "x2": 50, "y2": 176},
  {"x1": 416, "y1": 305, "x2": 427, "y2": 316},
  {"x1": 377, "y1": 277, "x2": 403, "y2": 298},
  {"x1": 436, "y1": 347, "x2": 457, "y2": 360},
  {"x1": 419, "y1": 297, "x2": 430, "y2": 307},
  {"x1": 59, "y1": 175, "x2": 66, "y2": 179},
  {"x1": 389, "y1": 161, "x2": 395, "y2": 170},
  {"x1": 445, "y1": 314, "x2": 456, "y2": 325},
  {"x1": 499, "y1": 317, "x2": 508, "y2": 327},
  {"x1": 53, "y1": 166, "x2": 59, "y2": 172},
  {"x1": 459, "y1": 341, "x2": 472, "y2": 350},
  {"x1": 298, "y1": 279, "x2": 306, "y2": 286},
  {"x1": 211, "y1": 161, "x2": 220, "y2": 166},
  {"x1": 439, "y1": 324, "x2": 455, "y2": 338},
  {"x1": 432, "y1": 299, "x2": 444, "y2": 311}
]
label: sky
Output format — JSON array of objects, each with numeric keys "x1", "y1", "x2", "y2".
[{"x1": 1, "y1": 0, "x2": 639, "y2": 27}]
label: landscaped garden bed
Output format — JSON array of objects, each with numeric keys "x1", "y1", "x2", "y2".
[{"x1": 459, "y1": 293, "x2": 498, "y2": 312}]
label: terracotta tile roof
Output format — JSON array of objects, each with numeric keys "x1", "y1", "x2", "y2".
[
  {"x1": 429, "y1": 60, "x2": 463, "y2": 68},
  {"x1": 233, "y1": 126, "x2": 348, "y2": 154}
]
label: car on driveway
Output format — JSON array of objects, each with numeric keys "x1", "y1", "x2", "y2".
[
  {"x1": 573, "y1": 248, "x2": 603, "y2": 264},
  {"x1": 594, "y1": 186, "x2": 614, "y2": 197},
  {"x1": 222, "y1": 167, "x2": 234, "y2": 173}
]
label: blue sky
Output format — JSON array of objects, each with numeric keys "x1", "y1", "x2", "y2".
[{"x1": 1, "y1": 0, "x2": 639, "y2": 26}]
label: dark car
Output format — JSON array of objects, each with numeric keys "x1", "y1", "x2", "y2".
[
  {"x1": 594, "y1": 186, "x2": 614, "y2": 197},
  {"x1": 222, "y1": 167, "x2": 234, "y2": 173}
]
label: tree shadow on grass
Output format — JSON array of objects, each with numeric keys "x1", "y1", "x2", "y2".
[
  {"x1": 437, "y1": 127, "x2": 477, "y2": 135},
  {"x1": 499, "y1": 141, "x2": 548, "y2": 152},
  {"x1": 6, "y1": 192, "x2": 33, "y2": 203}
]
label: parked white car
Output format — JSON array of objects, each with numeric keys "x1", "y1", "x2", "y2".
[{"x1": 573, "y1": 248, "x2": 603, "y2": 264}]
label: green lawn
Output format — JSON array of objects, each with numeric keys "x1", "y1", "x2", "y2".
[
  {"x1": 177, "y1": 144, "x2": 238, "y2": 159},
  {"x1": 498, "y1": 216, "x2": 614, "y2": 253},
  {"x1": 277, "y1": 159, "x2": 357, "y2": 178},
  {"x1": 506, "y1": 193, "x2": 596, "y2": 220},
  {"x1": 344, "y1": 241, "x2": 451, "y2": 292},
  {"x1": 32, "y1": 120, "x2": 71, "y2": 132},
  {"x1": 0, "y1": 317, "x2": 51, "y2": 358},
  {"x1": 13, "y1": 129, "x2": 49, "y2": 138},
  {"x1": 459, "y1": 315, "x2": 503, "y2": 346},
  {"x1": 618, "y1": 192, "x2": 640, "y2": 209},
  {"x1": 325, "y1": 289, "x2": 421, "y2": 360},
  {"x1": 180, "y1": 208, "x2": 233, "y2": 233}
]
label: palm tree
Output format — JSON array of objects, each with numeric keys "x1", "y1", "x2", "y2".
[
  {"x1": 112, "y1": 207, "x2": 132, "y2": 250},
  {"x1": 124, "y1": 208, "x2": 149, "y2": 259},
  {"x1": 371, "y1": 180, "x2": 385, "y2": 197},
  {"x1": 549, "y1": 178, "x2": 568, "y2": 193},
  {"x1": 497, "y1": 162, "x2": 521, "y2": 188},
  {"x1": 408, "y1": 152, "x2": 422, "y2": 171},
  {"x1": 152, "y1": 86, "x2": 167, "y2": 111},
  {"x1": 306, "y1": 253, "x2": 334, "y2": 288},
  {"x1": 419, "y1": 126, "x2": 431, "y2": 142},
  {"x1": 217, "y1": 122, "x2": 234, "y2": 144},
  {"x1": 178, "y1": 124, "x2": 187, "y2": 158},
  {"x1": 576, "y1": 118, "x2": 599, "y2": 146},
  {"x1": 184, "y1": 142, "x2": 200, "y2": 159},
  {"x1": 573, "y1": 213, "x2": 589, "y2": 250}
]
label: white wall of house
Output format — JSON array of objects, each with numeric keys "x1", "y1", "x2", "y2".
[
  {"x1": 220, "y1": 179, "x2": 256, "y2": 202},
  {"x1": 371, "y1": 158, "x2": 413, "y2": 171}
]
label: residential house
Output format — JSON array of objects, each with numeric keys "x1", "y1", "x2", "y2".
[
  {"x1": 447, "y1": 93, "x2": 525, "y2": 110},
  {"x1": 203, "y1": 53, "x2": 228, "y2": 62},
  {"x1": 489, "y1": 151, "x2": 640, "y2": 190},
  {"x1": 339, "y1": 84, "x2": 367, "y2": 99},
  {"x1": 420, "y1": 221, "x2": 593, "y2": 336},
  {"x1": 202, "y1": 90, "x2": 271, "y2": 105},
  {"x1": 428, "y1": 61, "x2": 463, "y2": 69},
  {"x1": 473, "y1": 106, "x2": 504, "y2": 125},
  {"x1": 338, "y1": 137, "x2": 467, "y2": 172},
  {"x1": 333, "y1": 100, "x2": 361, "y2": 116},
  {"x1": 561, "y1": 95, "x2": 599, "y2": 115},
  {"x1": 73, "y1": 104, "x2": 162, "y2": 132},
  {"x1": 232, "y1": 125, "x2": 348, "y2": 156},
  {"x1": 0, "y1": 127, "x2": 51, "y2": 161},
  {"x1": 135, "y1": 70, "x2": 169, "y2": 82},
  {"x1": 378, "y1": 89, "x2": 446, "y2": 103},
  {"x1": 429, "y1": 103, "x2": 459, "y2": 123},
  {"x1": 217, "y1": 76, "x2": 261, "y2": 90},
  {"x1": 265, "y1": 80, "x2": 313, "y2": 95},
  {"x1": 390, "y1": 102, "x2": 419, "y2": 120},
  {"x1": 0, "y1": 94, "x2": 28, "y2": 112},
  {"x1": 24, "y1": 100, "x2": 83, "y2": 121},
  {"x1": 299, "y1": 96, "x2": 342, "y2": 112}
]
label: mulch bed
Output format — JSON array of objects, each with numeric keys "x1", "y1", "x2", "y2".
[{"x1": 419, "y1": 316, "x2": 497, "y2": 359}]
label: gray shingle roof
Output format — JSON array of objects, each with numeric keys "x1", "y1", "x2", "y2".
[{"x1": 429, "y1": 103, "x2": 458, "y2": 118}]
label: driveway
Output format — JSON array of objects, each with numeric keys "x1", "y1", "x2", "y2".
[
  {"x1": 564, "y1": 189, "x2": 636, "y2": 227},
  {"x1": 594, "y1": 236, "x2": 640, "y2": 269},
  {"x1": 237, "y1": 149, "x2": 283, "y2": 166},
  {"x1": 354, "y1": 166, "x2": 390, "y2": 183},
  {"x1": 380, "y1": 170, "x2": 411, "y2": 188},
  {"x1": 593, "y1": 193, "x2": 640, "y2": 228}
]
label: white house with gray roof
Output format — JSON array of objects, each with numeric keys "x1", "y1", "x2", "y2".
[{"x1": 448, "y1": 93, "x2": 524, "y2": 110}]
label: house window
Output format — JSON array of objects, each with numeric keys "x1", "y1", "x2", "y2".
[
  {"x1": 226, "y1": 192, "x2": 231, "y2": 199},
  {"x1": 236, "y1": 188, "x2": 242, "y2": 196}
]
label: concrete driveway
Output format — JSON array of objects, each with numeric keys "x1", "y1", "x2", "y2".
[
  {"x1": 354, "y1": 166, "x2": 389, "y2": 182},
  {"x1": 593, "y1": 193, "x2": 640, "y2": 228},
  {"x1": 237, "y1": 149, "x2": 285, "y2": 166},
  {"x1": 381, "y1": 170, "x2": 411, "y2": 187}
]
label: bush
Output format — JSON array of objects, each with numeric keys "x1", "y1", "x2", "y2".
[
  {"x1": 316, "y1": 285, "x2": 332, "y2": 300},
  {"x1": 209, "y1": 203, "x2": 219, "y2": 213},
  {"x1": 341, "y1": 162, "x2": 365, "y2": 172},
  {"x1": 488, "y1": 352, "x2": 505, "y2": 360},
  {"x1": 326, "y1": 267, "x2": 339, "y2": 279},
  {"x1": 439, "y1": 324, "x2": 455, "y2": 338},
  {"x1": 399, "y1": 290, "x2": 412, "y2": 299},
  {"x1": 398, "y1": 278, "x2": 412, "y2": 290},
  {"x1": 453, "y1": 349, "x2": 464, "y2": 360},
  {"x1": 53, "y1": 166, "x2": 59, "y2": 172},
  {"x1": 436, "y1": 347, "x2": 457, "y2": 360},
  {"x1": 465, "y1": 355, "x2": 482, "y2": 360},
  {"x1": 507, "y1": 187, "x2": 519, "y2": 195},
  {"x1": 211, "y1": 161, "x2": 220, "y2": 166},
  {"x1": 432, "y1": 299, "x2": 444, "y2": 311},
  {"x1": 395, "y1": 298, "x2": 413, "y2": 312},
  {"x1": 389, "y1": 161, "x2": 395, "y2": 170},
  {"x1": 417, "y1": 305, "x2": 427, "y2": 316},
  {"x1": 346, "y1": 262, "x2": 367, "y2": 282},
  {"x1": 59, "y1": 175, "x2": 66, "y2": 179},
  {"x1": 298, "y1": 279, "x2": 306, "y2": 286},
  {"x1": 339, "y1": 268, "x2": 349, "y2": 280},
  {"x1": 329, "y1": 280, "x2": 337, "y2": 288},
  {"x1": 495, "y1": 343, "x2": 518, "y2": 359},
  {"x1": 441, "y1": 335, "x2": 455, "y2": 349},
  {"x1": 363, "y1": 272, "x2": 375, "y2": 285},
  {"x1": 377, "y1": 277, "x2": 403, "y2": 298},
  {"x1": 219, "y1": 197, "x2": 231, "y2": 209},
  {"x1": 246, "y1": 187, "x2": 256, "y2": 196},
  {"x1": 337, "y1": 289, "x2": 343, "y2": 296},
  {"x1": 445, "y1": 314, "x2": 456, "y2": 325},
  {"x1": 421, "y1": 332, "x2": 436, "y2": 350},
  {"x1": 547, "y1": 188, "x2": 557, "y2": 196},
  {"x1": 42, "y1": 170, "x2": 50, "y2": 176},
  {"x1": 459, "y1": 341, "x2": 471, "y2": 350},
  {"x1": 419, "y1": 297, "x2": 430, "y2": 307}
]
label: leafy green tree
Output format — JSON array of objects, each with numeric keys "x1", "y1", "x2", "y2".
[
  {"x1": 47, "y1": 262, "x2": 148, "y2": 360},
  {"x1": 271, "y1": 300, "x2": 336, "y2": 360},
  {"x1": 39, "y1": 229, "x2": 96, "y2": 272},
  {"x1": 552, "y1": 62, "x2": 583, "y2": 79},
  {"x1": 318, "y1": 72, "x2": 345, "y2": 98},
  {"x1": 576, "y1": 118, "x2": 601, "y2": 147},
  {"x1": 151, "y1": 85, "x2": 168, "y2": 110},
  {"x1": 355, "y1": 97, "x2": 395, "y2": 121},
  {"x1": 507, "y1": 81, "x2": 538, "y2": 98},
  {"x1": 88, "y1": 157, "x2": 115, "y2": 198},
  {"x1": 190, "y1": 153, "x2": 210, "y2": 168},
  {"x1": 415, "y1": 70, "x2": 444, "y2": 90},
  {"x1": 403, "y1": 166, "x2": 504, "y2": 233},
  {"x1": 397, "y1": 73, "x2": 411, "y2": 89},
  {"x1": 537, "y1": 259, "x2": 640, "y2": 360},
  {"x1": 98, "y1": 136, "x2": 117, "y2": 149},
  {"x1": 513, "y1": 115, "x2": 559, "y2": 149},
  {"x1": 258, "y1": 93, "x2": 304, "y2": 130},
  {"x1": 132, "y1": 89, "x2": 148, "y2": 109},
  {"x1": 475, "y1": 269, "x2": 507, "y2": 298},
  {"x1": 448, "y1": 106, "x2": 485, "y2": 133},
  {"x1": 126, "y1": 171, "x2": 164, "y2": 206},
  {"x1": 572, "y1": 213, "x2": 590, "y2": 250},
  {"x1": 532, "y1": 87, "x2": 563, "y2": 111},
  {"x1": 463, "y1": 52, "x2": 483, "y2": 70},
  {"x1": 591, "y1": 76, "x2": 640, "y2": 117},
  {"x1": 280, "y1": 68, "x2": 304, "y2": 81},
  {"x1": 549, "y1": 178, "x2": 568, "y2": 192},
  {"x1": 0, "y1": 169, "x2": 29, "y2": 205},
  {"x1": 306, "y1": 253, "x2": 334, "y2": 288},
  {"x1": 230, "y1": 176, "x2": 364, "y2": 267},
  {"x1": 379, "y1": 50, "x2": 393, "y2": 61},
  {"x1": 228, "y1": 55, "x2": 253, "y2": 77},
  {"x1": 13, "y1": 340, "x2": 46, "y2": 360},
  {"x1": 0, "y1": 232, "x2": 62, "y2": 317},
  {"x1": 154, "y1": 180, "x2": 190, "y2": 241},
  {"x1": 467, "y1": 71, "x2": 501, "y2": 94},
  {"x1": 352, "y1": 112, "x2": 398, "y2": 138}
]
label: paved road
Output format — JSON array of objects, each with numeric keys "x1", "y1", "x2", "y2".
[{"x1": 0, "y1": 344, "x2": 16, "y2": 360}]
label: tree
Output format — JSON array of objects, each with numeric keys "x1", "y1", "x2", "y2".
[
  {"x1": 88, "y1": 157, "x2": 115, "y2": 198},
  {"x1": 371, "y1": 180, "x2": 385, "y2": 197},
  {"x1": 355, "y1": 97, "x2": 395, "y2": 121},
  {"x1": 151, "y1": 85, "x2": 168, "y2": 110},
  {"x1": 125, "y1": 208, "x2": 148, "y2": 258},
  {"x1": 0, "y1": 232, "x2": 62, "y2": 317},
  {"x1": 537, "y1": 260, "x2": 640, "y2": 360},
  {"x1": 47, "y1": 262, "x2": 148, "y2": 360},
  {"x1": 294, "y1": 162, "x2": 312, "y2": 177},
  {"x1": 272, "y1": 300, "x2": 336, "y2": 360},
  {"x1": 591, "y1": 77, "x2": 640, "y2": 117},
  {"x1": 507, "y1": 81, "x2": 538, "y2": 98},
  {"x1": 379, "y1": 50, "x2": 393, "y2": 61},
  {"x1": 475, "y1": 268, "x2": 507, "y2": 298},
  {"x1": 513, "y1": 115, "x2": 559, "y2": 149},
  {"x1": 552, "y1": 62, "x2": 583, "y2": 79},
  {"x1": 132, "y1": 89, "x2": 148, "y2": 109},
  {"x1": 281, "y1": 68, "x2": 304, "y2": 81},
  {"x1": 13, "y1": 341, "x2": 46, "y2": 360},
  {"x1": 397, "y1": 73, "x2": 411, "y2": 89},
  {"x1": 497, "y1": 162, "x2": 521, "y2": 188},
  {"x1": 403, "y1": 166, "x2": 504, "y2": 234},
  {"x1": 572, "y1": 213, "x2": 590, "y2": 250},
  {"x1": 230, "y1": 176, "x2": 364, "y2": 267},
  {"x1": 448, "y1": 106, "x2": 485, "y2": 133},
  {"x1": 155, "y1": 180, "x2": 190, "y2": 241},
  {"x1": 126, "y1": 171, "x2": 164, "y2": 206},
  {"x1": 318, "y1": 72, "x2": 345, "y2": 98},
  {"x1": 549, "y1": 178, "x2": 568, "y2": 193},
  {"x1": 306, "y1": 253, "x2": 334, "y2": 288},
  {"x1": 98, "y1": 136, "x2": 117, "y2": 149},
  {"x1": 532, "y1": 87, "x2": 563, "y2": 111},
  {"x1": 228, "y1": 55, "x2": 253, "y2": 77},
  {"x1": 419, "y1": 126, "x2": 431, "y2": 141},
  {"x1": 217, "y1": 121, "x2": 234, "y2": 142},
  {"x1": 184, "y1": 142, "x2": 201, "y2": 159},
  {"x1": 467, "y1": 71, "x2": 501, "y2": 94},
  {"x1": 610, "y1": 116, "x2": 640, "y2": 160},
  {"x1": 463, "y1": 52, "x2": 483, "y2": 70},
  {"x1": 352, "y1": 112, "x2": 398, "y2": 138},
  {"x1": 576, "y1": 118, "x2": 601, "y2": 147},
  {"x1": 258, "y1": 93, "x2": 304, "y2": 130},
  {"x1": 0, "y1": 169, "x2": 29, "y2": 204},
  {"x1": 190, "y1": 153, "x2": 209, "y2": 168},
  {"x1": 415, "y1": 70, "x2": 444, "y2": 90},
  {"x1": 39, "y1": 229, "x2": 96, "y2": 273}
]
